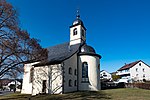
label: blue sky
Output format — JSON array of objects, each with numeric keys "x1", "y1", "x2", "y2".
[{"x1": 8, "y1": 0, "x2": 150, "y2": 73}]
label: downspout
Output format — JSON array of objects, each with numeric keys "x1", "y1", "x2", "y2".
[
  {"x1": 77, "y1": 55, "x2": 79, "y2": 91},
  {"x1": 48, "y1": 65, "x2": 52, "y2": 94},
  {"x1": 61, "y1": 62, "x2": 64, "y2": 93}
]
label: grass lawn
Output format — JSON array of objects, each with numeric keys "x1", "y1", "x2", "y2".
[{"x1": 0, "y1": 88, "x2": 150, "y2": 100}]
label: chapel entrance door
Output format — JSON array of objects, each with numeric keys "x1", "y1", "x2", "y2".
[{"x1": 42, "y1": 80, "x2": 46, "y2": 93}]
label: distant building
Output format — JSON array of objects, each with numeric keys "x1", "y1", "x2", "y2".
[
  {"x1": 100, "y1": 70, "x2": 112, "y2": 81},
  {"x1": 0, "y1": 79, "x2": 12, "y2": 87},
  {"x1": 7, "y1": 80, "x2": 21, "y2": 87},
  {"x1": 116, "y1": 60, "x2": 150, "y2": 82},
  {"x1": 0, "y1": 79, "x2": 22, "y2": 91}
]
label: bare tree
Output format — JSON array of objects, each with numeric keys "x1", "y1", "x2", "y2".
[{"x1": 0, "y1": 0, "x2": 48, "y2": 78}]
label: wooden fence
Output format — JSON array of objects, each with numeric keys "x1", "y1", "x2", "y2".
[{"x1": 125, "y1": 83, "x2": 150, "y2": 90}]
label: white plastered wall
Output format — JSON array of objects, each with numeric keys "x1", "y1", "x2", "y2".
[
  {"x1": 70, "y1": 25, "x2": 86, "y2": 45},
  {"x1": 32, "y1": 64, "x2": 63, "y2": 95},
  {"x1": 78, "y1": 55, "x2": 100, "y2": 91},
  {"x1": 130, "y1": 61, "x2": 150, "y2": 81},
  {"x1": 50, "y1": 64, "x2": 63, "y2": 94},
  {"x1": 63, "y1": 53, "x2": 78, "y2": 93},
  {"x1": 21, "y1": 62, "x2": 39, "y2": 94},
  {"x1": 32, "y1": 66, "x2": 49, "y2": 95}
]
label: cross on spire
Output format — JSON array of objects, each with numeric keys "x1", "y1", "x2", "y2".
[{"x1": 76, "y1": 9, "x2": 80, "y2": 19}]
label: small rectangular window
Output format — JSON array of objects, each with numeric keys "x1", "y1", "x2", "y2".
[{"x1": 136, "y1": 68, "x2": 138, "y2": 72}]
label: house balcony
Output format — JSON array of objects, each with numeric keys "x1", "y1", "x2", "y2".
[{"x1": 116, "y1": 71, "x2": 130, "y2": 76}]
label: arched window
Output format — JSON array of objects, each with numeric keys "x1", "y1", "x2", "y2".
[
  {"x1": 73, "y1": 28, "x2": 77, "y2": 35},
  {"x1": 82, "y1": 62, "x2": 88, "y2": 78},
  {"x1": 82, "y1": 62, "x2": 89, "y2": 82},
  {"x1": 74, "y1": 80, "x2": 77, "y2": 86},
  {"x1": 69, "y1": 67, "x2": 72, "y2": 75},
  {"x1": 74, "y1": 69, "x2": 77, "y2": 75},
  {"x1": 69, "y1": 79, "x2": 72, "y2": 87}
]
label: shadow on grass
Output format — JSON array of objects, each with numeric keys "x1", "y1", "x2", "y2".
[
  {"x1": 0, "y1": 91, "x2": 111, "y2": 100},
  {"x1": 0, "y1": 93, "x2": 31, "y2": 100},
  {"x1": 31, "y1": 91, "x2": 111, "y2": 100},
  {"x1": 62, "y1": 91, "x2": 111, "y2": 100}
]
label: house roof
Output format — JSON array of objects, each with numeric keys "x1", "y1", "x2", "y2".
[
  {"x1": 100, "y1": 70, "x2": 107, "y2": 73},
  {"x1": 118, "y1": 60, "x2": 141, "y2": 71},
  {"x1": 100, "y1": 70, "x2": 110, "y2": 74},
  {"x1": 34, "y1": 42, "x2": 81, "y2": 66}
]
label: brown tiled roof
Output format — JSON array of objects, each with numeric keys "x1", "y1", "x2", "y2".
[{"x1": 118, "y1": 60, "x2": 141, "y2": 71}]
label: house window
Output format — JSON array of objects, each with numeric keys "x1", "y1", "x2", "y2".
[
  {"x1": 136, "y1": 68, "x2": 138, "y2": 72},
  {"x1": 74, "y1": 80, "x2": 77, "y2": 86},
  {"x1": 143, "y1": 68, "x2": 145, "y2": 72},
  {"x1": 30, "y1": 67, "x2": 34, "y2": 83},
  {"x1": 125, "y1": 69, "x2": 129, "y2": 72},
  {"x1": 82, "y1": 62, "x2": 89, "y2": 82},
  {"x1": 69, "y1": 67, "x2": 72, "y2": 75},
  {"x1": 73, "y1": 28, "x2": 77, "y2": 35},
  {"x1": 143, "y1": 74, "x2": 145, "y2": 78},
  {"x1": 139, "y1": 63, "x2": 141, "y2": 66},
  {"x1": 103, "y1": 74, "x2": 107, "y2": 77},
  {"x1": 69, "y1": 79, "x2": 72, "y2": 87},
  {"x1": 74, "y1": 69, "x2": 77, "y2": 75}
]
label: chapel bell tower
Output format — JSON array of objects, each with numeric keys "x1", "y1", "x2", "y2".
[{"x1": 70, "y1": 10, "x2": 86, "y2": 46}]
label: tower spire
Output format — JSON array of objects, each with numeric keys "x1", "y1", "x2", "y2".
[
  {"x1": 70, "y1": 9, "x2": 86, "y2": 46},
  {"x1": 76, "y1": 9, "x2": 80, "y2": 19}
]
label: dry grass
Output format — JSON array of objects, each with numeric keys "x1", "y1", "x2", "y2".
[
  {"x1": 0, "y1": 92, "x2": 31, "y2": 100},
  {"x1": 104, "y1": 88, "x2": 150, "y2": 100},
  {"x1": 0, "y1": 88, "x2": 150, "y2": 100}
]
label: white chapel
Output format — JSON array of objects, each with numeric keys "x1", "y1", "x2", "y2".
[{"x1": 21, "y1": 12, "x2": 102, "y2": 95}]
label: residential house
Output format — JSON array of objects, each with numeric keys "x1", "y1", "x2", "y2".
[
  {"x1": 116, "y1": 60, "x2": 150, "y2": 82},
  {"x1": 100, "y1": 70, "x2": 112, "y2": 81}
]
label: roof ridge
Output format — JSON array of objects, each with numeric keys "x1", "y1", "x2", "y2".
[
  {"x1": 118, "y1": 60, "x2": 142, "y2": 71},
  {"x1": 46, "y1": 42, "x2": 69, "y2": 49},
  {"x1": 126, "y1": 60, "x2": 141, "y2": 65}
]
